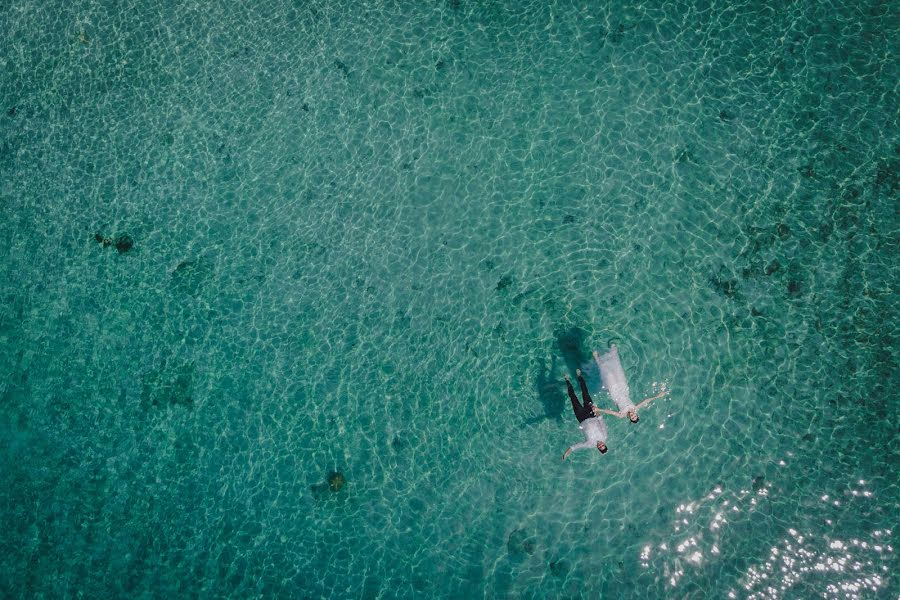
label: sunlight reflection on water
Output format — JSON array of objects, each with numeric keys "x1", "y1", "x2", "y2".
[{"x1": 642, "y1": 473, "x2": 893, "y2": 598}]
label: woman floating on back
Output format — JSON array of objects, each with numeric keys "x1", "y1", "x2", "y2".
[{"x1": 592, "y1": 345, "x2": 668, "y2": 423}]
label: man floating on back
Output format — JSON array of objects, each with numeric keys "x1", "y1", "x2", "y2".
[{"x1": 562, "y1": 369, "x2": 608, "y2": 459}]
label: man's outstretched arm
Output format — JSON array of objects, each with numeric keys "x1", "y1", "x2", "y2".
[{"x1": 564, "y1": 441, "x2": 593, "y2": 459}]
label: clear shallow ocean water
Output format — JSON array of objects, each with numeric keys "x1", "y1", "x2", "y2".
[{"x1": 1, "y1": 0, "x2": 897, "y2": 598}]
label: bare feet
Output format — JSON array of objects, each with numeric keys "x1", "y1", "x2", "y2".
[
  {"x1": 576, "y1": 368, "x2": 582, "y2": 377},
  {"x1": 563, "y1": 373, "x2": 570, "y2": 381},
  {"x1": 593, "y1": 350, "x2": 600, "y2": 358}
]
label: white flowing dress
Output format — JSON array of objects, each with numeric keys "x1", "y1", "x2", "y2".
[{"x1": 595, "y1": 345, "x2": 635, "y2": 415}]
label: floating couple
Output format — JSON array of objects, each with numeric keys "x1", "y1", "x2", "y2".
[{"x1": 562, "y1": 345, "x2": 668, "y2": 460}]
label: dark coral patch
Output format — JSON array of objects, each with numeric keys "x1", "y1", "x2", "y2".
[
  {"x1": 114, "y1": 234, "x2": 134, "y2": 253},
  {"x1": 334, "y1": 59, "x2": 351, "y2": 78},
  {"x1": 874, "y1": 160, "x2": 898, "y2": 194},
  {"x1": 141, "y1": 361, "x2": 194, "y2": 409},
  {"x1": 496, "y1": 275, "x2": 513, "y2": 291},
  {"x1": 787, "y1": 280, "x2": 802, "y2": 296},
  {"x1": 776, "y1": 223, "x2": 791, "y2": 239},
  {"x1": 752, "y1": 475, "x2": 765, "y2": 492},
  {"x1": 765, "y1": 260, "x2": 781, "y2": 275},
  {"x1": 842, "y1": 186, "x2": 861, "y2": 200},
  {"x1": 507, "y1": 528, "x2": 536, "y2": 557},
  {"x1": 310, "y1": 472, "x2": 347, "y2": 498},
  {"x1": 171, "y1": 259, "x2": 213, "y2": 296},
  {"x1": 675, "y1": 148, "x2": 694, "y2": 164},
  {"x1": 94, "y1": 232, "x2": 133, "y2": 252},
  {"x1": 327, "y1": 471, "x2": 346, "y2": 492},
  {"x1": 709, "y1": 273, "x2": 738, "y2": 298},
  {"x1": 549, "y1": 559, "x2": 571, "y2": 577},
  {"x1": 311, "y1": 471, "x2": 347, "y2": 498},
  {"x1": 608, "y1": 23, "x2": 629, "y2": 44}
]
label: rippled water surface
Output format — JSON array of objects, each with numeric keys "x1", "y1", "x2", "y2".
[{"x1": 1, "y1": 0, "x2": 897, "y2": 598}]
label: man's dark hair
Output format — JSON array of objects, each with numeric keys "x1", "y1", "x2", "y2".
[{"x1": 597, "y1": 445, "x2": 608, "y2": 454}]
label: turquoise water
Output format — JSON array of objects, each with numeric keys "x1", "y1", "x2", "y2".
[{"x1": 1, "y1": 0, "x2": 897, "y2": 598}]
